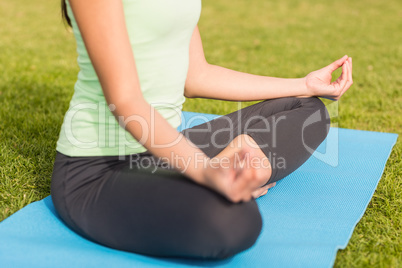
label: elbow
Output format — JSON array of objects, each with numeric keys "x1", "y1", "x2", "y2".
[
  {"x1": 106, "y1": 94, "x2": 147, "y2": 116},
  {"x1": 184, "y1": 74, "x2": 198, "y2": 98},
  {"x1": 184, "y1": 62, "x2": 210, "y2": 98},
  {"x1": 184, "y1": 80, "x2": 203, "y2": 98},
  {"x1": 184, "y1": 85, "x2": 197, "y2": 98}
]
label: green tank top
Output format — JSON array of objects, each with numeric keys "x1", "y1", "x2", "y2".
[{"x1": 56, "y1": 0, "x2": 201, "y2": 156}]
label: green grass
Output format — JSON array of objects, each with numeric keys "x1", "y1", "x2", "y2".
[{"x1": 0, "y1": 0, "x2": 401, "y2": 266}]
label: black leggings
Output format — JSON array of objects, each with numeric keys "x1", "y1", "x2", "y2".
[{"x1": 51, "y1": 97, "x2": 329, "y2": 260}]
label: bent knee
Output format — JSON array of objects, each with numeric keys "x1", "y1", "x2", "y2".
[
  {"x1": 301, "y1": 97, "x2": 330, "y2": 148},
  {"x1": 303, "y1": 97, "x2": 330, "y2": 131},
  {"x1": 302, "y1": 97, "x2": 327, "y2": 112},
  {"x1": 204, "y1": 201, "x2": 262, "y2": 259}
]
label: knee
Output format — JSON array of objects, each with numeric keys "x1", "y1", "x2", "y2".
[
  {"x1": 302, "y1": 97, "x2": 330, "y2": 139},
  {"x1": 302, "y1": 97, "x2": 327, "y2": 112},
  {"x1": 203, "y1": 200, "x2": 263, "y2": 260}
]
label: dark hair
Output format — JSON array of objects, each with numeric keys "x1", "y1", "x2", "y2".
[{"x1": 61, "y1": 0, "x2": 72, "y2": 27}]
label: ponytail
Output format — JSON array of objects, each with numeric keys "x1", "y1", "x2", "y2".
[{"x1": 61, "y1": 0, "x2": 72, "y2": 27}]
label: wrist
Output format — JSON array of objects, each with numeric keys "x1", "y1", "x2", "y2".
[
  {"x1": 183, "y1": 155, "x2": 210, "y2": 185},
  {"x1": 296, "y1": 76, "x2": 314, "y2": 98},
  {"x1": 298, "y1": 77, "x2": 311, "y2": 97}
]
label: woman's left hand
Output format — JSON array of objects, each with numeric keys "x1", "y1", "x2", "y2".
[{"x1": 305, "y1": 55, "x2": 353, "y2": 101}]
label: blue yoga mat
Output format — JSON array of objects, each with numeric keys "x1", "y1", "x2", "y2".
[{"x1": 0, "y1": 111, "x2": 398, "y2": 268}]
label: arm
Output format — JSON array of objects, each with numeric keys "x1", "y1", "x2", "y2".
[
  {"x1": 68, "y1": 0, "x2": 205, "y2": 181},
  {"x1": 68, "y1": 0, "x2": 259, "y2": 202},
  {"x1": 185, "y1": 27, "x2": 353, "y2": 101}
]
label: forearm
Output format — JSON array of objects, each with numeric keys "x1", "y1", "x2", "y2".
[
  {"x1": 185, "y1": 63, "x2": 309, "y2": 101},
  {"x1": 112, "y1": 97, "x2": 208, "y2": 184}
]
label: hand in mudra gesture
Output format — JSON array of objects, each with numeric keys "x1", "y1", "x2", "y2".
[
  {"x1": 201, "y1": 148, "x2": 260, "y2": 203},
  {"x1": 201, "y1": 147, "x2": 277, "y2": 203},
  {"x1": 306, "y1": 55, "x2": 353, "y2": 101}
]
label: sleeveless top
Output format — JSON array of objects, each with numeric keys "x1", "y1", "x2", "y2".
[{"x1": 56, "y1": 0, "x2": 201, "y2": 156}]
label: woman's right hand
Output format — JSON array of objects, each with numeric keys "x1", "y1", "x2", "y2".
[
  {"x1": 201, "y1": 148, "x2": 263, "y2": 203},
  {"x1": 251, "y1": 182, "x2": 276, "y2": 199}
]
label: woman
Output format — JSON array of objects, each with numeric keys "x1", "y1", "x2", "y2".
[{"x1": 52, "y1": 0, "x2": 353, "y2": 260}]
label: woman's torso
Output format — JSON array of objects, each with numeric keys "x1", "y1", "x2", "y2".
[{"x1": 56, "y1": 0, "x2": 201, "y2": 156}]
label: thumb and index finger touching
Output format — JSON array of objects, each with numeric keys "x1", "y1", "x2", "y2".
[{"x1": 326, "y1": 55, "x2": 349, "y2": 72}]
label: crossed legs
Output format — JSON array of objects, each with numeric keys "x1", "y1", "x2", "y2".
[{"x1": 51, "y1": 97, "x2": 330, "y2": 260}]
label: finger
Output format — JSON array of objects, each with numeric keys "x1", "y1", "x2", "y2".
[
  {"x1": 252, "y1": 185, "x2": 268, "y2": 199},
  {"x1": 230, "y1": 147, "x2": 245, "y2": 177},
  {"x1": 251, "y1": 180, "x2": 276, "y2": 198},
  {"x1": 231, "y1": 164, "x2": 253, "y2": 202},
  {"x1": 252, "y1": 189, "x2": 268, "y2": 199},
  {"x1": 326, "y1": 55, "x2": 348, "y2": 72},
  {"x1": 262, "y1": 188, "x2": 269, "y2": 196},
  {"x1": 341, "y1": 61, "x2": 351, "y2": 93},
  {"x1": 343, "y1": 58, "x2": 351, "y2": 82},
  {"x1": 344, "y1": 58, "x2": 353, "y2": 90},
  {"x1": 234, "y1": 147, "x2": 249, "y2": 170},
  {"x1": 227, "y1": 149, "x2": 252, "y2": 202},
  {"x1": 241, "y1": 166, "x2": 261, "y2": 201},
  {"x1": 235, "y1": 149, "x2": 263, "y2": 201},
  {"x1": 260, "y1": 184, "x2": 271, "y2": 192},
  {"x1": 331, "y1": 61, "x2": 347, "y2": 99},
  {"x1": 337, "y1": 60, "x2": 349, "y2": 94},
  {"x1": 267, "y1": 182, "x2": 276, "y2": 189},
  {"x1": 348, "y1": 57, "x2": 353, "y2": 84},
  {"x1": 342, "y1": 81, "x2": 353, "y2": 97},
  {"x1": 341, "y1": 61, "x2": 353, "y2": 96},
  {"x1": 258, "y1": 185, "x2": 271, "y2": 198}
]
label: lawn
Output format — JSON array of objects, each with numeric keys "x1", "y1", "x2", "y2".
[{"x1": 0, "y1": 0, "x2": 401, "y2": 267}]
